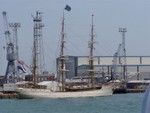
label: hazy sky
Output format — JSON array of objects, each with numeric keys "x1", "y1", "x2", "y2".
[{"x1": 1, "y1": 0, "x2": 150, "y2": 74}]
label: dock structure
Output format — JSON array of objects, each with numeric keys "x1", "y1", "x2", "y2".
[
  {"x1": 127, "y1": 89, "x2": 145, "y2": 93},
  {"x1": 0, "y1": 93, "x2": 18, "y2": 99},
  {"x1": 113, "y1": 88, "x2": 146, "y2": 94}
]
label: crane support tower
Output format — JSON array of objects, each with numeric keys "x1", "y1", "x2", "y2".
[
  {"x1": 2, "y1": 11, "x2": 17, "y2": 83},
  {"x1": 9, "y1": 23, "x2": 21, "y2": 81},
  {"x1": 119, "y1": 28, "x2": 127, "y2": 80},
  {"x1": 111, "y1": 43, "x2": 122, "y2": 79}
]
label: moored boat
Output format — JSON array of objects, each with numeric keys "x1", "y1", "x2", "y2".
[{"x1": 17, "y1": 83, "x2": 113, "y2": 99}]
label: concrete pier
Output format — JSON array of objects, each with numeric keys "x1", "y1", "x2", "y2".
[
  {"x1": 113, "y1": 88, "x2": 146, "y2": 94},
  {"x1": 127, "y1": 89, "x2": 145, "y2": 93}
]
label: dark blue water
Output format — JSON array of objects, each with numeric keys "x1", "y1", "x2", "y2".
[{"x1": 0, "y1": 93, "x2": 144, "y2": 113}]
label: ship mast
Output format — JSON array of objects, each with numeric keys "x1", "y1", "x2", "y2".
[
  {"x1": 32, "y1": 11, "x2": 44, "y2": 87},
  {"x1": 60, "y1": 12, "x2": 65, "y2": 91},
  {"x1": 89, "y1": 15, "x2": 95, "y2": 88}
]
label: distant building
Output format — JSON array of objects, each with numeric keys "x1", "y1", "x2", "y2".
[{"x1": 56, "y1": 56, "x2": 78, "y2": 79}]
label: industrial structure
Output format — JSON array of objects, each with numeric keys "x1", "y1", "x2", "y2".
[
  {"x1": 9, "y1": 22, "x2": 21, "y2": 81},
  {"x1": 111, "y1": 43, "x2": 122, "y2": 79},
  {"x1": 32, "y1": 11, "x2": 45, "y2": 76},
  {"x1": 118, "y1": 28, "x2": 127, "y2": 79},
  {"x1": 57, "y1": 56, "x2": 150, "y2": 80},
  {"x1": 2, "y1": 11, "x2": 20, "y2": 83},
  {"x1": 56, "y1": 27, "x2": 150, "y2": 81}
]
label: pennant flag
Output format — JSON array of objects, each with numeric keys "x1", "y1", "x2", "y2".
[
  {"x1": 17, "y1": 60, "x2": 26, "y2": 73},
  {"x1": 64, "y1": 5, "x2": 71, "y2": 11}
]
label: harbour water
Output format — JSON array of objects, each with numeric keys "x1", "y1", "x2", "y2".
[{"x1": 0, "y1": 93, "x2": 144, "y2": 113}]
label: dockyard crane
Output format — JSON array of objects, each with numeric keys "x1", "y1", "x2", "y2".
[
  {"x1": 2, "y1": 11, "x2": 16, "y2": 83},
  {"x1": 111, "y1": 43, "x2": 122, "y2": 80},
  {"x1": 119, "y1": 28, "x2": 127, "y2": 80}
]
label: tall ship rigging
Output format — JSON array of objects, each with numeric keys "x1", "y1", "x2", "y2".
[{"x1": 16, "y1": 11, "x2": 113, "y2": 99}]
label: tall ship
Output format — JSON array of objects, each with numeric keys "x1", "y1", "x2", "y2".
[{"x1": 16, "y1": 11, "x2": 113, "y2": 99}]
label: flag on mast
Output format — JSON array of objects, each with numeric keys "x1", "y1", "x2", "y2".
[
  {"x1": 64, "y1": 5, "x2": 71, "y2": 11},
  {"x1": 17, "y1": 60, "x2": 26, "y2": 73}
]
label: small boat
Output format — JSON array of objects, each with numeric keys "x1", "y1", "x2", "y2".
[{"x1": 16, "y1": 12, "x2": 113, "y2": 99}]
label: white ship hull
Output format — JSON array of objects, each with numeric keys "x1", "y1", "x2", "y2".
[{"x1": 16, "y1": 85, "x2": 113, "y2": 99}]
